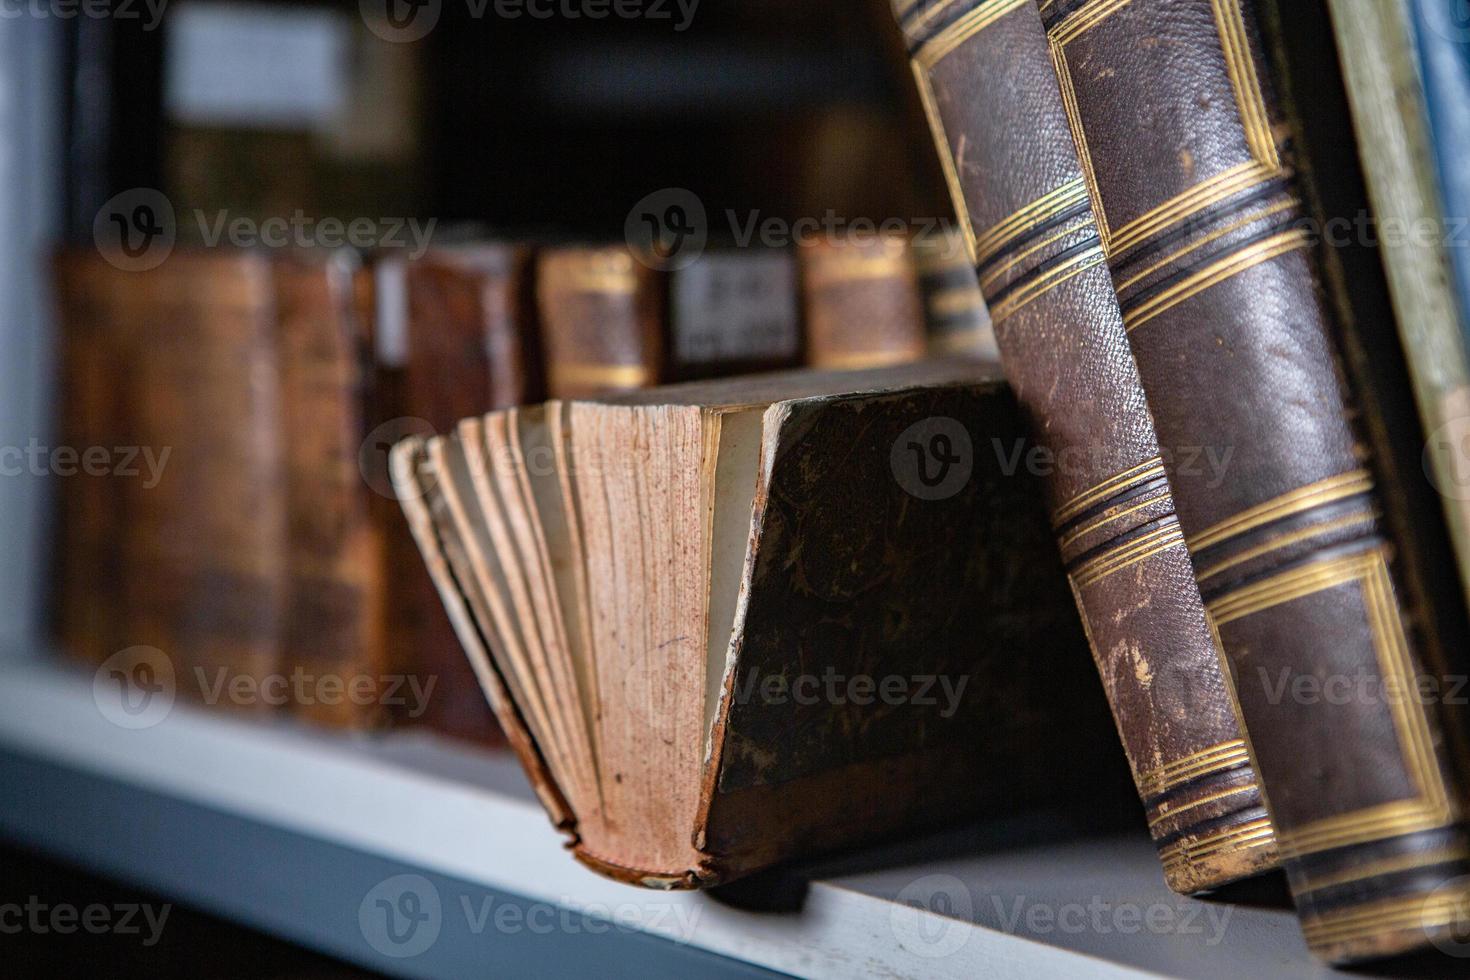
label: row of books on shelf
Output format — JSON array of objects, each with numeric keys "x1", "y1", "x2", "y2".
[
  {"x1": 47, "y1": 0, "x2": 1470, "y2": 968},
  {"x1": 52, "y1": 230, "x2": 996, "y2": 744},
  {"x1": 386, "y1": 0, "x2": 1470, "y2": 969}
]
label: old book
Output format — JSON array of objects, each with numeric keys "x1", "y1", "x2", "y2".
[
  {"x1": 894, "y1": 0, "x2": 1274, "y2": 893},
  {"x1": 1307, "y1": 0, "x2": 1470, "y2": 616},
  {"x1": 1040, "y1": 0, "x2": 1470, "y2": 961},
  {"x1": 52, "y1": 250, "x2": 131, "y2": 667},
  {"x1": 54, "y1": 250, "x2": 287, "y2": 709},
  {"x1": 272, "y1": 251, "x2": 387, "y2": 728},
  {"x1": 667, "y1": 250, "x2": 803, "y2": 380},
  {"x1": 536, "y1": 245, "x2": 664, "y2": 398},
  {"x1": 912, "y1": 228, "x2": 999, "y2": 360},
  {"x1": 359, "y1": 250, "x2": 529, "y2": 742},
  {"x1": 800, "y1": 234, "x2": 927, "y2": 370},
  {"x1": 390, "y1": 361, "x2": 1125, "y2": 885}
]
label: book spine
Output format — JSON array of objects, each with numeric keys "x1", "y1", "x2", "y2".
[
  {"x1": 52, "y1": 252, "x2": 128, "y2": 667},
  {"x1": 536, "y1": 247, "x2": 664, "y2": 398},
  {"x1": 362, "y1": 253, "x2": 510, "y2": 744},
  {"x1": 1038, "y1": 0, "x2": 1470, "y2": 960},
  {"x1": 912, "y1": 228, "x2": 999, "y2": 360},
  {"x1": 894, "y1": 0, "x2": 1275, "y2": 892},
  {"x1": 273, "y1": 252, "x2": 387, "y2": 728},
  {"x1": 121, "y1": 252, "x2": 287, "y2": 710},
  {"x1": 800, "y1": 234, "x2": 928, "y2": 369},
  {"x1": 667, "y1": 250, "x2": 804, "y2": 380}
]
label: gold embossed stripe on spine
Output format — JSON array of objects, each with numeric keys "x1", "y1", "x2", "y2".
[
  {"x1": 1208, "y1": 548, "x2": 1454, "y2": 861},
  {"x1": 899, "y1": 0, "x2": 1076, "y2": 268},
  {"x1": 549, "y1": 363, "x2": 654, "y2": 391},
  {"x1": 1158, "y1": 817, "x2": 1276, "y2": 881},
  {"x1": 1298, "y1": 883, "x2": 1470, "y2": 955},
  {"x1": 1135, "y1": 739, "x2": 1254, "y2": 799},
  {"x1": 1051, "y1": 456, "x2": 1166, "y2": 526},
  {"x1": 1188, "y1": 469, "x2": 1375, "y2": 553},
  {"x1": 1045, "y1": 0, "x2": 1286, "y2": 258}
]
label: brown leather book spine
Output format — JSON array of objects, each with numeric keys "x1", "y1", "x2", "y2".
[
  {"x1": 409, "y1": 245, "x2": 545, "y2": 409},
  {"x1": 895, "y1": 0, "x2": 1275, "y2": 892},
  {"x1": 52, "y1": 251, "x2": 130, "y2": 667},
  {"x1": 403, "y1": 248, "x2": 536, "y2": 741},
  {"x1": 912, "y1": 229, "x2": 1000, "y2": 360},
  {"x1": 359, "y1": 252, "x2": 517, "y2": 744},
  {"x1": 1038, "y1": 0, "x2": 1470, "y2": 960},
  {"x1": 800, "y1": 234, "x2": 928, "y2": 370},
  {"x1": 116, "y1": 251, "x2": 287, "y2": 710},
  {"x1": 273, "y1": 252, "x2": 387, "y2": 728},
  {"x1": 536, "y1": 246, "x2": 663, "y2": 398}
]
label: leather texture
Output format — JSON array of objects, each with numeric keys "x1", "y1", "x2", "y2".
[
  {"x1": 800, "y1": 234, "x2": 929, "y2": 370},
  {"x1": 895, "y1": 0, "x2": 1275, "y2": 892},
  {"x1": 383, "y1": 245, "x2": 544, "y2": 742},
  {"x1": 53, "y1": 249, "x2": 287, "y2": 708},
  {"x1": 274, "y1": 252, "x2": 387, "y2": 729},
  {"x1": 536, "y1": 246, "x2": 664, "y2": 398},
  {"x1": 1038, "y1": 0, "x2": 1470, "y2": 960}
]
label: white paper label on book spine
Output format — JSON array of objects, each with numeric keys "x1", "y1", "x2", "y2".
[
  {"x1": 671, "y1": 252, "x2": 800, "y2": 364},
  {"x1": 375, "y1": 259, "x2": 410, "y2": 368}
]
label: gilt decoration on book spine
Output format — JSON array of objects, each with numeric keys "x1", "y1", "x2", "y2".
[
  {"x1": 893, "y1": 0, "x2": 1275, "y2": 892},
  {"x1": 1036, "y1": 0, "x2": 1470, "y2": 961}
]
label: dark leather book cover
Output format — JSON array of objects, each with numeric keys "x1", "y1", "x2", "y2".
[
  {"x1": 697, "y1": 378, "x2": 1129, "y2": 879},
  {"x1": 272, "y1": 251, "x2": 388, "y2": 729},
  {"x1": 800, "y1": 234, "x2": 928, "y2": 370},
  {"x1": 893, "y1": 0, "x2": 1275, "y2": 892},
  {"x1": 536, "y1": 245, "x2": 664, "y2": 398},
  {"x1": 667, "y1": 250, "x2": 804, "y2": 381},
  {"x1": 1038, "y1": 0, "x2": 1470, "y2": 960},
  {"x1": 54, "y1": 250, "x2": 287, "y2": 711}
]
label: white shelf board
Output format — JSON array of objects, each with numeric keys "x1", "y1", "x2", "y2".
[{"x1": 0, "y1": 650, "x2": 1349, "y2": 979}]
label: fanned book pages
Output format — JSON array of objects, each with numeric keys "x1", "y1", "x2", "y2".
[{"x1": 390, "y1": 360, "x2": 1127, "y2": 885}]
